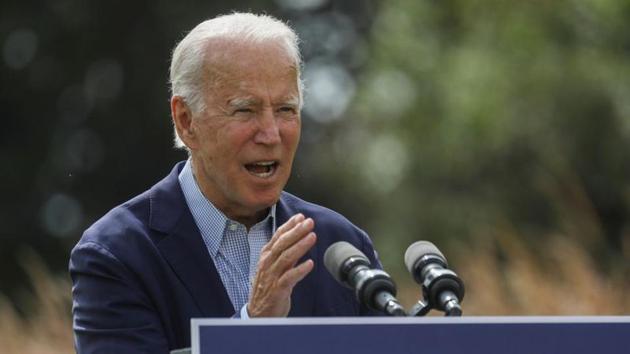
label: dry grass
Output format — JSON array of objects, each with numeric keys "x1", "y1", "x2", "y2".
[
  {"x1": 397, "y1": 229, "x2": 630, "y2": 316},
  {"x1": 457, "y1": 233, "x2": 629, "y2": 315},
  {"x1": 0, "y1": 250, "x2": 73, "y2": 353},
  {"x1": 1, "y1": 234, "x2": 628, "y2": 353}
]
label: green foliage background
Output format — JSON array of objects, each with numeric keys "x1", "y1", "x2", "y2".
[
  {"x1": 333, "y1": 0, "x2": 630, "y2": 279},
  {"x1": 1, "y1": 0, "x2": 629, "y2": 314}
]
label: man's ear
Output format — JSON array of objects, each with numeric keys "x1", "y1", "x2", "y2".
[{"x1": 171, "y1": 96, "x2": 199, "y2": 150}]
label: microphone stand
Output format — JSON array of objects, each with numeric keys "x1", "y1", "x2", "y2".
[
  {"x1": 408, "y1": 293, "x2": 462, "y2": 317},
  {"x1": 408, "y1": 299, "x2": 431, "y2": 317}
]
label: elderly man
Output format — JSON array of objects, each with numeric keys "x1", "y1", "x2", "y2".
[{"x1": 70, "y1": 13, "x2": 381, "y2": 353}]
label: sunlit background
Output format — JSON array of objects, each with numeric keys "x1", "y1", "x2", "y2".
[{"x1": 2, "y1": 0, "x2": 630, "y2": 352}]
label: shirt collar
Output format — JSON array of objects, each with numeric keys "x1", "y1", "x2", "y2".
[{"x1": 178, "y1": 159, "x2": 276, "y2": 257}]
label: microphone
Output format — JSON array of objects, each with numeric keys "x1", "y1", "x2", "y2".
[
  {"x1": 324, "y1": 241, "x2": 406, "y2": 316},
  {"x1": 404, "y1": 241, "x2": 465, "y2": 316}
]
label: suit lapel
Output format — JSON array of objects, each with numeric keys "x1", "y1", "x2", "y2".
[
  {"x1": 277, "y1": 193, "x2": 317, "y2": 316},
  {"x1": 150, "y1": 163, "x2": 233, "y2": 317},
  {"x1": 148, "y1": 166, "x2": 316, "y2": 317}
]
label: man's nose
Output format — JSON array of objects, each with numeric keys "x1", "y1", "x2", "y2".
[{"x1": 254, "y1": 108, "x2": 281, "y2": 145}]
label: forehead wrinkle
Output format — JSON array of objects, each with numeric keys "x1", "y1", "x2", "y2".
[
  {"x1": 204, "y1": 39, "x2": 296, "y2": 80},
  {"x1": 201, "y1": 41, "x2": 300, "y2": 110}
]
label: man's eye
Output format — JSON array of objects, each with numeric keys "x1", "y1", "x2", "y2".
[
  {"x1": 234, "y1": 108, "x2": 254, "y2": 114},
  {"x1": 278, "y1": 106, "x2": 296, "y2": 114}
]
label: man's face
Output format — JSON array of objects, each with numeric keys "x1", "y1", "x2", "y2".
[{"x1": 188, "y1": 41, "x2": 301, "y2": 224}]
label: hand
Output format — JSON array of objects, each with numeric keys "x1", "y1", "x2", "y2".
[{"x1": 247, "y1": 213, "x2": 316, "y2": 317}]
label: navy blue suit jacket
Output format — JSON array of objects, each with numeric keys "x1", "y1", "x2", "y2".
[{"x1": 70, "y1": 162, "x2": 382, "y2": 353}]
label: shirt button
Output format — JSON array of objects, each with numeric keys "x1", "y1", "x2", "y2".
[{"x1": 228, "y1": 223, "x2": 238, "y2": 231}]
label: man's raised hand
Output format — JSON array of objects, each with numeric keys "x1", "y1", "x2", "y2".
[{"x1": 247, "y1": 213, "x2": 316, "y2": 317}]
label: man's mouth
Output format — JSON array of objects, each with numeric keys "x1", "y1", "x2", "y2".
[{"x1": 244, "y1": 161, "x2": 279, "y2": 178}]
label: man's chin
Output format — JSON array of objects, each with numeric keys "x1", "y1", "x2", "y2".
[{"x1": 250, "y1": 194, "x2": 281, "y2": 210}]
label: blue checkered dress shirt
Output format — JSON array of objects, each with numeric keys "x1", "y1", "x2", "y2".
[{"x1": 178, "y1": 160, "x2": 276, "y2": 316}]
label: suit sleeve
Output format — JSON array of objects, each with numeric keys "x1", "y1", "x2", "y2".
[
  {"x1": 359, "y1": 230, "x2": 383, "y2": 270},
  {"x1": 70, "y1": 241, "x2": 169, "y2": 354}
]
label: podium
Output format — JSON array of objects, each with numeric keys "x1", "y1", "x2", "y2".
[{"x1": 174, "y1": 316, "x2": 630, "y2": 354}]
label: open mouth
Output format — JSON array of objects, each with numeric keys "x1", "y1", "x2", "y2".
[{"x1": 244, "y1": 161, "x2": 279, "y2": 178}]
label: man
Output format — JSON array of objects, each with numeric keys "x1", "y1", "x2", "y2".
[{"x1": 70, "y1": 13, "x2": 382, "y2": 353}]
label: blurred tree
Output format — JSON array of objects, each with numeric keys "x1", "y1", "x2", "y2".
[{"x1": 297, "y1": 0, "x2": 630, "y2": 279}]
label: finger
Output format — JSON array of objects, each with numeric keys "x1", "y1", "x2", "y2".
[
  {"x1": 264, "y1": 213, "x2": 304, "y2": 251},
  {"x1": 257, "y1": 220, "x2": 311, "y2": 271},
  {"x1": 262, "y1": 218, "x2": 314, "y2": 266},
  {"x1": 258, "y1": 218, "x2": 314, "y2": 272},
  {"x1": 272, "y1": 218, "x2": 314, "y2": 255},
  {"x1": 270, "y1": 231, "x2": 316, "y2": 274},
  {"x1": 275, "y1": 213, "x2": 305, "y2": 237},
  {"x1": 278, "y1": 259, "x2": 314, "y2": 289}
]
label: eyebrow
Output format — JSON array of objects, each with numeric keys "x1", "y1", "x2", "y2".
[
  {"x1": 227, "y1": 97, "x2": 259, "y2": 109},
  {"x1": 227, "y1": 96, "x2": 300, "y2": 108},
  {"x1": 281, "y1": 96, "x2": 300, "y2": 107}
]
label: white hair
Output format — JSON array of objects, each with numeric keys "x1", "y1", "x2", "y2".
[{"x1": 169, "y1": 12, "x2": 303, "y2": 149}]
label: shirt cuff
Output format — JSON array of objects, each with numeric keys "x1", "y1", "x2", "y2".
[{"x1": 240, "y1": 303, "x2": 251, "y2": 319}]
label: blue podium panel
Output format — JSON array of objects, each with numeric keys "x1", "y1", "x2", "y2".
[{"x1": 191, "y1": 317, "x2": 630, "y2": 354}]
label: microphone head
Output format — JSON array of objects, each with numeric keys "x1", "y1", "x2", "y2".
[
  {"x1": 324, "y1": 241, "x2": 370, "y2": 284},
  {"x1": 404, "y1": 240, "x2": 447, "y2": 274}
]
